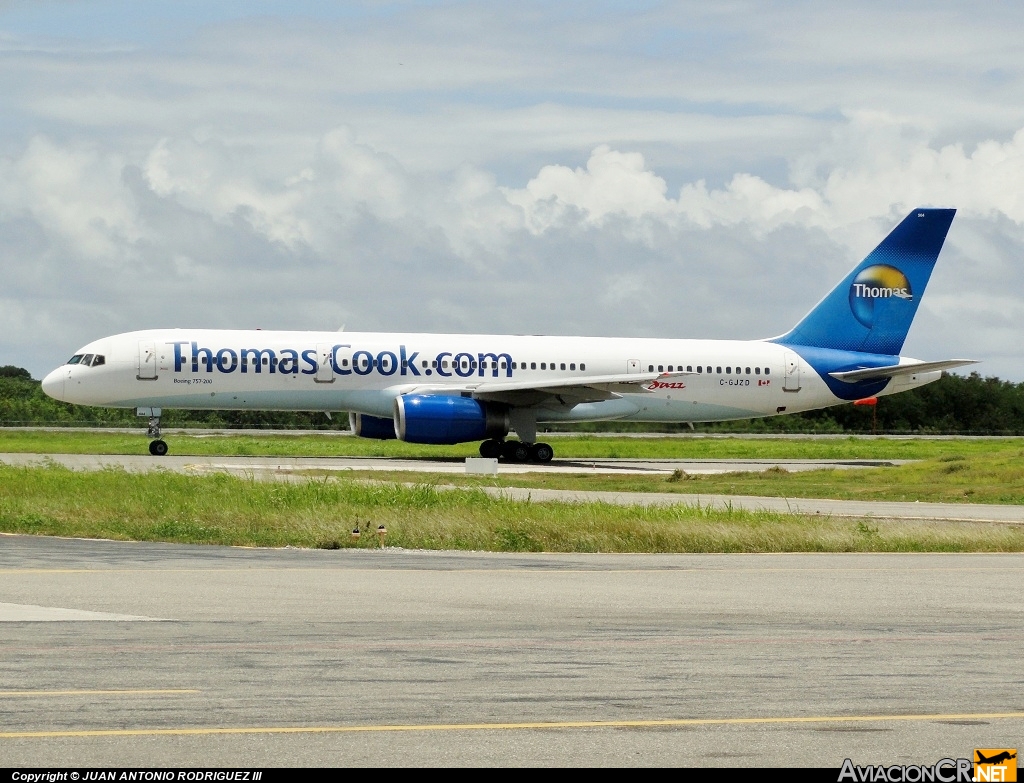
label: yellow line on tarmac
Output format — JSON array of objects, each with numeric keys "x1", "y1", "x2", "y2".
[
  {"x1": 0, "y1": 689, "x2": 199, "y2": 698},
  {"x1": 2, "y1": 711, "x2": 1023, "y2": 739}
]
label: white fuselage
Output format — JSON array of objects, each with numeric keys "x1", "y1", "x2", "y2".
[{"x1": 42, "y1": 329, "x2": 939, "y2": 425}]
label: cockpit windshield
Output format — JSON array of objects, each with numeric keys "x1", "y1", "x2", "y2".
[{"x1": 66, "y1": 353, "x2": 104, "y2": 367}]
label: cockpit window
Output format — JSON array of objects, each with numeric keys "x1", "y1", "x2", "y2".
[
  {"x1": 67, "y1": 354, "x2": 83, "y2": 365},
  {"x1": 92, "y1": 355, "x2": 105, "y2": 367},
  {"x1": 82, "y1": 354, "x2": 95, "y2": 366}
]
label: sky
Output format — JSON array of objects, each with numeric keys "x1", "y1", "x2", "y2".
[{"x1": 1, "y1": 0, "x2": 1022, "y2": 380}]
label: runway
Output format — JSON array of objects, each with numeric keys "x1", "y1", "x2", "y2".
[
  {"x1": 0, "y1": 450, "x2": 911, "y2": 475},
  {"x1": 1, "y1": 535, "x2": 1022, "y2": 766}
]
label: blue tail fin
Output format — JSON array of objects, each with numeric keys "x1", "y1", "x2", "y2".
[{"x1": 773, "y1": 208, "x2": 955, "y2": 355}]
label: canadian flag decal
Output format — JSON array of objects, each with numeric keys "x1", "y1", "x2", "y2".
[{"x1": 758, "y1": 379, "x2": 771, "y2": 386}]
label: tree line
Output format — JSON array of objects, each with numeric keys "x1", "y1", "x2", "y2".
[{"x1": 2, "y1": 365, "x2": 1023, "y2": 434}]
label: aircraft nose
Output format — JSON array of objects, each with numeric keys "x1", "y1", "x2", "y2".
[{"x1": 41, "y1": 368, "x2": 65, "y2": 401}]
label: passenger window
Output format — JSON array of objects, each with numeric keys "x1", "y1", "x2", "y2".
[
  {"x1": 540, "y1": 362, "x2": 546, "y2": 370},
  {"x1": 502, "y1": 361, "x2": 507, "y2": 369},
  {"x1": 686, "y1": 365, "x2": 692, "y2": 372},
  {"x1": 658, "y1": 365, "x2": 664, "y2": 372},
  {"x1": 531, "y1": 362, "x2": 536, "y2": 370},
  {"x1": 765, "y1": 368, "x2": 770, "y2": 375},
  {"x1": 570, "y1": 363, "x2": 575, "y2": 371},
  {"x1": 696, "y1": 366, "x2": 702, "y2": 374},
  {"x1": 726, "y1": 367, "x2": 731, "y2": 374},
  {"x1": 442, "y1": 361, "x2": 448, "y2": 368},
  {"x1": 716, "y1": 367, "x2": 722, "y2": 374},
  {"x1": 580, "y1": 363, "x2": 585, "y2": 370},
  {"x1": 745, "y1": 367, "x2": 751, "y2": 375},
  {"x1": 560, "y1": 363, "x2": 566, "y2": 370},
  {"x1": 422, "y1": 360, "x2": 428, "y2": 368},
  {"x1": 755, "y1": 367, "x2": 760, "y2": 375},
  {"x1": 667, "y1": 365, "x2": 673, "y2": 372}
]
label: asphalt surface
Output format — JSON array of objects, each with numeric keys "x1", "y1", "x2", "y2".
[
  {"x1": 1, "y1": 536, "x2": 1022, "y2": 767},
  {"x1": 0, "y1": 451, "x2": 911, "y2": 475}
]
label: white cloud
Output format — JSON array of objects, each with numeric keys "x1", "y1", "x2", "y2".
[
  {"x1": 505, "y1": 118, "x2": 1024, "y2": 242},
  {"x1": 0, "y1": 137, "x2": 142, "y2": 260}
]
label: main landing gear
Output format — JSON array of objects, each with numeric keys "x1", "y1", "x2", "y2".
[
  {"x1": 479, "y1": 439, "x2": 554, "y2": 463},
  {"x1": 147, "y1": 415, "x2": 168, "y2": 456}
]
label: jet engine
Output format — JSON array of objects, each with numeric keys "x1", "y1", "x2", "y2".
[{"x1": 394, "y1": 394, "x2": 509, "y2": 445}]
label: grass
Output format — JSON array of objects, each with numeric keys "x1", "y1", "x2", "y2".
[
  {"x1": 3, "y1": 429, "x2": 1024, "y2": 460},
  {"x1": 328, "y1": 448, "x2": 1024, "y2": 505},
  {"x1": 1, "y1": 463, "x2": 1022, "y2": 553}
]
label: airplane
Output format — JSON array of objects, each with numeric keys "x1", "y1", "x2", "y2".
[
  {"x1": 976, "y1": 751, "x2": 1016, "y2": 766},
  {"x1": 41, "y1": 207, "x2": 976, "y2": 461}
]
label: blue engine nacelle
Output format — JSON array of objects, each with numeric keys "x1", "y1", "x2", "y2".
[
  {"x1": 394, "y1": 394, "x2": 509, "y2": 445},
  {"x1": 349, "y1": 412, "x2": 397, "y2": 440}
]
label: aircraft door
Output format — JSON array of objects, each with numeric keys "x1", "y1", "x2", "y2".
[
  {"x1": 137, "y1": 342, "x2": 157, "y2": 380},
  {"x1": 627, "y1": 359, "x2": 641, "y2": 373},
  {"x1": 783, "y1": 351, "x2": 801, "y2": 392},
  {"x1": 315, "y1": 343, "x2": 336, "y2": 383}
]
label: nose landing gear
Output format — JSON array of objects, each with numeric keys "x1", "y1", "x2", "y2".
[{"x1": 478, "y1": 439, "x2": 554, "y2": 463}]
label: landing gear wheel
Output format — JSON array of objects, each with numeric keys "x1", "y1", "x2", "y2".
[
  {"x1": 501, "y1": 440, "x2": 530, "y2": 463},
  {"x1": 530, "y1": 442, "x2": 554, "y2": 463},
  {"x1": 149, "y1": 439, "x2": 168, "y2": 456},
  {"x1": 479, "y1": 439, "x2": 502, "y2": 459}
]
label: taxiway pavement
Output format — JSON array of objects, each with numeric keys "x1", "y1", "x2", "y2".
[
  {"x1": 1, "y1": 536, "x2": 1021, "y2": 766},
  {"x1": 0, "y1": 451, "x2": 910, "y2": 475}
]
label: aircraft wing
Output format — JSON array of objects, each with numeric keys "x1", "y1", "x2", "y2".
[
  {"x1": 828, "y1": 359, "x2": 978, "y2": 383},
  {"x1": 392, "y1": 370, "x2": 691, "y2": 406}
]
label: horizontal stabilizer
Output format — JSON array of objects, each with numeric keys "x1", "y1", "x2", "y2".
[{"x1": 828, "y1": 359, "x2": 978, "y2": 383}]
